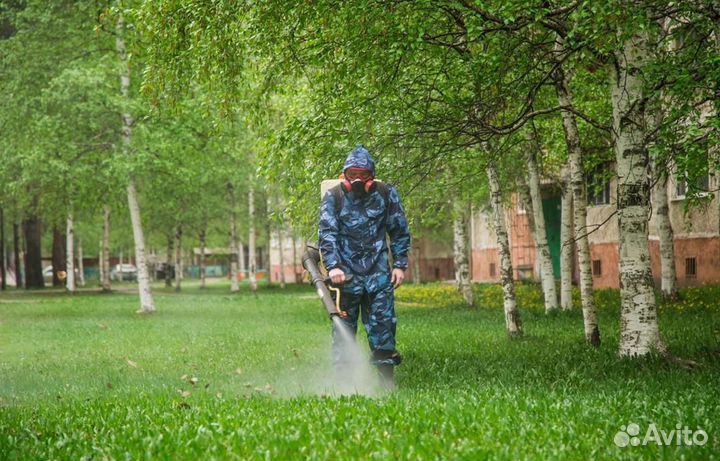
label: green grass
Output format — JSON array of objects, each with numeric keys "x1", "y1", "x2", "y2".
[{"x1": 1, "y1": 281, "x2": 719, "y2": 460}]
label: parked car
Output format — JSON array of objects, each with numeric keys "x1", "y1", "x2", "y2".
[
  {"x1": 110, "y1": 264, "x2": 137, "y2": 281},
  {"x1": 42, "y1": 265, "x2": 54, "y2": 284}
]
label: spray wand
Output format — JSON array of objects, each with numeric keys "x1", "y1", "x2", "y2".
[{"x1": 302, "y1": 246, "x2": 352, "y2": 319}]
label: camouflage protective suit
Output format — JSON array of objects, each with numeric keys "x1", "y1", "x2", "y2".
[{"x1": 318, "y1": 146, "x2": 411, "y2": 369}]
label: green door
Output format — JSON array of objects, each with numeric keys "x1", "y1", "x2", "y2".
[{"x1": 542, "y1": 197, "x2": 562, "y2": 279}]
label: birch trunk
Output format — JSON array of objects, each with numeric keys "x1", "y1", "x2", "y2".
[
  {"x1": 77, "y1": 238, "x2": 85, "y2": 287},
  {"x1": 66, "y1": 213, "x2": 76, "y2": 292},
  {"x1": 653, "y1": 172, "x2": 678, "y2": 300},
  {"x1": 174, "y1": 225, "x2": 182, "y2": 292},
  {"x1": 265, "y1": 195, "x2": 272, "y2": 286},
  {"x1": 292, "y1": 233, "x2": 299, "y2": 283},
  {"x1": 486, "y1": 161, "x2": 522, "y2": 337},
  {"x1": 117, "y1": 14, "x2": 155, "y2": 314},
  {"x1": 101, "y1": 206, "x2": 111, "y2": 291},
  {"x1": 229, "y1": 186, "x2": 240, "y2": 292},
  {"x1": 612, "y1": 27, "x2": 665, "y2": 356},
  {"x1": 199, "y1": 229, "x2": 207, "y2": 289},
  {"x1": 278, "y1": 228, "x2": 287, "y2": 289},
  {"x1": 526, "y1": 133, "x2": 558, "y2": 311},
  {"x1": 165, "y1": 236, "x2": 174, "y2": 288},
  {"x1": 560, "y1": 166, "x2": 574, "y2": 310},
  {"x1": 553, "y1": 38, "x2": 600, "y2": 346},
  {"x1": 452, "y1": 202, "x2": 474, "y2": 306},
  {"x1": 248, "y1": 186, "x2": 257, "y2": 293}
]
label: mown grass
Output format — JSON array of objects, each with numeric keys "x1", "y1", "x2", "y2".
[{"x1": 1, "y1": 281, "x2": 719, "y2": 460}]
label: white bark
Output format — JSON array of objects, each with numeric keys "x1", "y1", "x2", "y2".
[
  {"x1": 525, "y1": 133, "x2": 558, "y2": 311},
  {"x1": 229, "y1": 198, "x2": 240, "y2": 293},
  {"x1": 265, "y1": 195, "x2": 272, "y2": 286},
  {"x1": 199, "y1": 229, "x2": 207, "y2": 289},
  {"x1": 653, "y1": 172, "x2": 678, "y2": 300},
  {"x1": 612, "y1": 27, "x2": 665, "y2": 356},
  {"x1": 101, "y1": 206, "x2": 111, "y2": 291},
  {"x1": 452, "y1": 202, "x2": 474, "y2": 306},
  {"x1": 278, "y1": 228, "x2": 286, "y2": 289},
  {"x1": 248, "y1": 185, "x2": 257, "y2": 293},
  {"x1": 292, "y1": 233, "x2": 299, "y2": 283},
  {"x1": 553, "y1": 37, "x2": 600, "y2": 346},
  {"x1": 486, "y1": 161, "x2": 522, "y2": 337},
  {"x1": 66, "y1": 213, "x2": 76, "y2": 292},
  {"x1": 77, "y1": 238, "x2": 85, "y2": 287},
  {"x1": 117, "y1": 14, "x2": 155, "y2": 314},
  {"x1": 174, "y1": 225, "x2": 182, "y2": 292},
  {"x1": 560, "y1": 167, "x2": 574, "y2": 310}
]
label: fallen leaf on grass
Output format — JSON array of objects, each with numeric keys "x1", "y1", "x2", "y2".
[
  {"x1": 126, "y1": 359, "x2": 138, "y2": 368},
  {"x1": 235, "y1": 368, "x2": 244, "y2": 375},
  {"x1": 178, "y1": 389, "x2": 191, "y2": 398}
]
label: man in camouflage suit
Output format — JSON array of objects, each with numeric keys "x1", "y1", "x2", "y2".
[{"x1": 318, "y1": 145, "x2": 411, "y2": 388}]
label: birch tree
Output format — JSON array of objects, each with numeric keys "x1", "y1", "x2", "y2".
[
  {"x1": 101, "y1": 206, "x2": 111, "y2": 291},
  {"x1": 551, "y1": 38, "x2": 600, "y2": 347},
  {"x1": 248, "y1": 183, "x2": 258, "y2": 294},
  {"x1": 452, "y1": 201, "x2": 474, "y2": 306},
  {"x1": 487, "y1": 159, "x2": 522, "y2": 338},
  {"x1": 229, "y1": 185, "x2": 240, "y2": 293},
  {"x1": 525, "y1": 130, "x2": 558, "y2": 312},
  {"x1": 76, "y1": 238, "x2": 85, "y2": 287},
  {"x1": 611, "y1": 17, "x2": 664, "y2": 356},
  {"x1": 652, "y1": 167, "x2": 678, "y2": 300},
  {"x1": 559, "y1": 167, "x2": 574, "y2": 310},
  {"x1": 116, "y1": 13, "x2": 155, "y2": 314},
  {"x1": 66, "y1": 212, "x2": 76, "y2": 292}
]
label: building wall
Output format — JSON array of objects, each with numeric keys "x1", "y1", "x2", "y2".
[
  {"x1": 468, "y1": 173, "x2": 720, "y2": 289},
  {"x1": 509, "y1": 196, "x2": 537, "y2": 280}
]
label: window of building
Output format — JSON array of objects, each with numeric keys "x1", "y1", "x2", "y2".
[
  {"x1": 674, "y1": 174, "x2": 710, "y2": 200},
  {"x1": 489, "y1": 263, "x2": 496, "y2": 278},
  {"x1": 592, "y1": 260, "x2": 602, "y2": 277},
  {"x1": 685, "y1": 257, "x2": 697, "y2": 278},
  {"x1": 587, "y1": 164, "x2": 612, "y2": 206}
]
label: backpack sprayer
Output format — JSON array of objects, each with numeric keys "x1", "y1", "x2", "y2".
[{"x1": 302, "y1": 246, "x2": 352, "y2": 319}]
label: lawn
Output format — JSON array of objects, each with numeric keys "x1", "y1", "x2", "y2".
[{"x1": 1, "y1": 281, "x2": 719, "y2": 460}]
